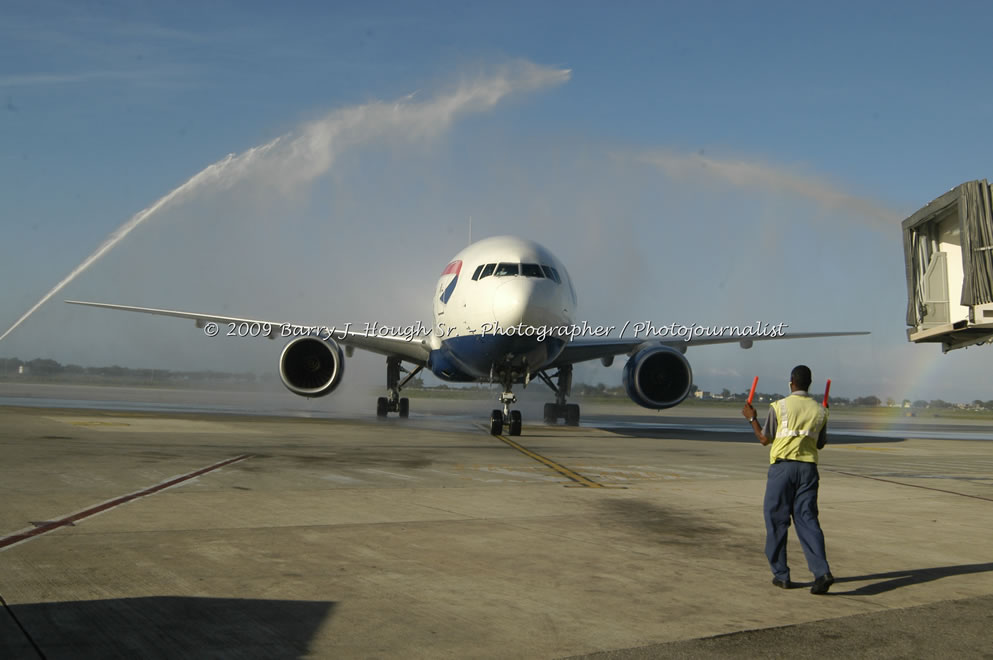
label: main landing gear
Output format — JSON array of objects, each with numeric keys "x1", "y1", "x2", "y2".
[
  {"x1": 536, "y1": 365, "x2": 580, "y2": 427},
  {"x1": 376, "y1": 357, "x2": 422, "y2": 419}
]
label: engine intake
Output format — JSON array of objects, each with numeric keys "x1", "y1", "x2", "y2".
[
  {"x1": 623, "y1": 345, "x2": 693, "y2": 409},
  {"x1": 279, "y1": 337, "x2": 345, "y2": 398}
]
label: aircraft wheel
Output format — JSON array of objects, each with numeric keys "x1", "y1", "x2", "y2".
[
  {"x1": 509, "y1": 410, "x2": 522, "y2": 436},
  {"x1": 565, "y1": 403, "x2": 580, "y2": 426},
  {"x1": 376, "y1": 397, "x2": 388, "y2": 418},
  {"x1": 543, "y1": 403, "x2": 557, "y2": 424},
  {"x1": 398, "y1": 397, "x2": 409, "y2": 418},
  {"x1": 489, "y1": 409, "x2": 504, "y2": 436}
]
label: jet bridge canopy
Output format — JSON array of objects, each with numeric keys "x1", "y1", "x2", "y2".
[{"x1": 904, "y1": 179, "x2": 993, "y2": 352}]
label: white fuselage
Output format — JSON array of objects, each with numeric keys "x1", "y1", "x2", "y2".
[{"x1": 425, "y1": 236, "x2": 577, "y2": 382}]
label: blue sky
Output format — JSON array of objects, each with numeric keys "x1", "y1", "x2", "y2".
[{"x1": 2, "y1": 1, "x2": 992, "y2": 403}]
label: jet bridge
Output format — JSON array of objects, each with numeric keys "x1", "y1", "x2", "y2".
[{"x1": 904, "y1": 179, "x2": 993, "y2": 352}]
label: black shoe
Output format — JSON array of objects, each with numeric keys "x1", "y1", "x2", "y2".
[
  {"x1": 772, "y1": 578, "x2": 792, "y2": 589},
  {"x1": 810, "y1": 573, "x2": 834, "y2": 594}
]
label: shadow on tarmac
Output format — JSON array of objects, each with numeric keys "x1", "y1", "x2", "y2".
[
  {"x1": 829, "y1": 562, "x2": 993, "y2": 595},
  {"x1": 597, "y1": 498, "x2": 753, "y2": 556},
  {"x1": 1, "y1": 596, "x2": 335, "y2": 659}
]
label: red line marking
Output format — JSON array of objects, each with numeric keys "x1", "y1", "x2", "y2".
[
  {"x1": 440, "y1": 260, "x2": 462, "y2": 276},
  {"x1": 0, "y1": 454, "x2": 251, "y2": 552}
]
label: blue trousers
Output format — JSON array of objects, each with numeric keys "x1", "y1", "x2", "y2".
[{"x1": 764, "y1": 460, "x2": 830, "y2": 581}]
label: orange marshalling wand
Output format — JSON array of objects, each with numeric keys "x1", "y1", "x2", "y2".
[
  {"x1": 747, "y1": 376, "x2": 759, "y2": 405},
  {"x1": 823, "y1": 379, "x2": 832, "y2": 408}
]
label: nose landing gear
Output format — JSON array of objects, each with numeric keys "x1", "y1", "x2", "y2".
[
  {"x1": 486, "y1": 364, "x2": 581, "y2": 436},
  {"x1": 489, "y1": 388, "x2": 521, "y2": 436},
  {"x1": 488, "y1": 369, "x2": 524, "y2": 436}
]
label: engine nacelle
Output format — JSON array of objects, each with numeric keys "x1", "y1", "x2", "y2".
[
  {"x1": 623, "y1": 345, "x2": 693, "y2": 410},
  {"x1": 279, "y1": 336, "x2": 345, "y2": 398}
]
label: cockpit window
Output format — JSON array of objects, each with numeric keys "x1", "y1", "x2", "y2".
[
  {"x1": 521, "y1": 263, "x2": 544, "y2": 278},
  {"x1": 480, "y1": 262, "x2": 556, "y2": 280},
  {"x1": 494, "y1": 262, "x2": 519, "y2": 277},
  {"x1": 541, "y1": 265, "x2": 561, "y2": 283}
]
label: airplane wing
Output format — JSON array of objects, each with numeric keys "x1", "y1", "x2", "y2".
[
  {"x1": 550, "y1": 331, "x2": 870, "y2": 367},
  {"x1": 65, "y1": 300, "x2": 431, "y2": 365}
]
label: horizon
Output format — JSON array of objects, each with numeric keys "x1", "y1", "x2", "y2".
[{"x1": 3, "y1": 354, "x2": 989, "y2": 407}]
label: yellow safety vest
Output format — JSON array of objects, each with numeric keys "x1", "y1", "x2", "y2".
[{"x1": 769, "y1": 394, "x2": 828, "y2": 464}]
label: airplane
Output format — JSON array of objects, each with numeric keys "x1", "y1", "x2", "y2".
[{"x1": 67, "y1": 235, "x2": 867, "y2": 436}]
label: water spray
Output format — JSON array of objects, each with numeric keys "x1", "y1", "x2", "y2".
[{"x1": 0, "y1": 62, "x2": 570, "y2": 344}]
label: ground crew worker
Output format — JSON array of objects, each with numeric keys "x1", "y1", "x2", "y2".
[{"x1": 741, "y1": 364, "x2": 834, "y2": 595}]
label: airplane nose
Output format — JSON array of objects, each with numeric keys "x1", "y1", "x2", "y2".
[
  {"x1": 491, "y1": 279, "x2": 566, "y2": 329},
  {"x1": 492, "y1": 279, "x2": 532, "y2": 327}
]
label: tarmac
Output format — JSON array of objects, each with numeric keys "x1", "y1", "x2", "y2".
[{"x1": 1, "y1": 389, "x2": 992, "y2": 658}]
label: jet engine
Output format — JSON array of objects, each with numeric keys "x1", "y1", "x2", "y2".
[
  {"x1": 279, "y1": 336, "x2": 345, "y2": 397},
  {"x1": 623, "y1": 345, "x2": 693, "y2": 409}
]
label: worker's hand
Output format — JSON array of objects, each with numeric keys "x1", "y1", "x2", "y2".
[{"x1": 742, "y1": 402, "x2": 756, "y2": 421}]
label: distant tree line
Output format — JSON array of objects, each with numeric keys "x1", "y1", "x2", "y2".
[
  {"x1": 0, "y1": 357, "x2": 256, "y2": 385},
  {"x1": 8, "y1": 357, "x2": 985, "y2": 407},
  {"x1": 412, "y1": 377, "x2": 991, "y2": 409},
  {"x1": 667, "y1": 385, "x2": 991, "y2": 410}
]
